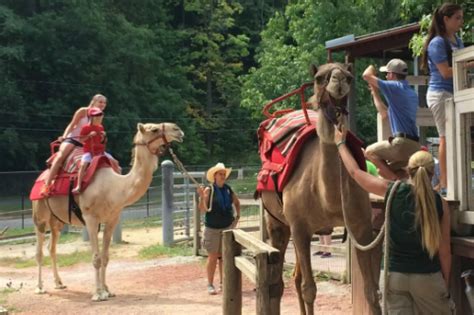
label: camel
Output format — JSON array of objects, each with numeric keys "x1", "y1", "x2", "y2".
[
  {"x1": 32, "y1": 122, "x2": 184, "y2": 301},
  {"x1": 260, "y1": 63, "x2": 381, "y2": 315}
]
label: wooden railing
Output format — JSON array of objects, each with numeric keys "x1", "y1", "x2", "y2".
[{"x1": 222, "y1": 229, "x2": 281, "y2": 315}]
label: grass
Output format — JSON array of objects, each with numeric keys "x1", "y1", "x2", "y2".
[
  {"x1": 0, "y1": 287, "x2": 19, "y2": 313},
  {"x1": 121, "y1": 216, "x2": 162, "y2": 229},
  {"x1": 0, "y1": 249, "x2": 91, "y2": 268},
  {"x1": 138, "y1": 243, "x2": 193, "y2": 260},
  {"x1": 227, "y1": 176, "x2": 258, "y2": 196},
  {"x1": 2, "y1": 226, "x2": 35, "y2": 238}
]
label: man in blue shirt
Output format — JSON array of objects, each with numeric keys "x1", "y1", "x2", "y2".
[{"x1": 362, "y1": 59, "x2": 420, "y2": 180}]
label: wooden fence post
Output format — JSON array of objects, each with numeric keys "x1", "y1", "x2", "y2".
[
  {"x1": 255, "y1": 251, "x2": 271, "y2": 315},
  {"x1": 223, "y1": 230, "x2": 242, "y2": 315}
]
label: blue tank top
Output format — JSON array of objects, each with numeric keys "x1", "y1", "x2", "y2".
[{"x1": 204, "y1": 184, "x2": 235, "y2": 229}]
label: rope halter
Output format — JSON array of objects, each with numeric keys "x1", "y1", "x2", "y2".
[{"x1": 134, "y1": 123, "x2": 170, "y2": 156}]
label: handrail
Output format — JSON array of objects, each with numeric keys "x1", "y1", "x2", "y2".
[{"x1": 262, "y1": 82, "x2": 314, "y2": 125}]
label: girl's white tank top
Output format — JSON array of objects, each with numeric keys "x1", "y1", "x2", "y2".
[{"x1": 67, "y1": 114, "x2": 89, "y2": 138}]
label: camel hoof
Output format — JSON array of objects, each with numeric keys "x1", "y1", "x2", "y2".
[
  {"x1": 91, "y1": 291, "x2": 109, "y2": 302},
  {"x1": 55, "y1": 284, "x2": 67, "y2": 290},
  {"x1": 35, "y1": 287, "x2": 46, "y2": 294},
  {"x1": 106, "y1": 291, "x2": 116, "y2": 298}
]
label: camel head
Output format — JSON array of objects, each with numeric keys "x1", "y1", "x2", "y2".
[
  {"x1": 309, "y1": 63, "x2": 352, "y2": 143},
  {"x1": 134, "y1": 122, "x2": 184, "y2": 156}
]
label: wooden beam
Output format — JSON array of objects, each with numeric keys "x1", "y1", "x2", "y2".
[
  {"x1": 235, "y1": 256, "x2": 256, "y2": 284},
  {"x1": 233, "y1": 229, "x2": 280, "y2": 263}
]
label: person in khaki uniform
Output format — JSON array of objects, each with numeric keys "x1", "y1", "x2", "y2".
[
  {"x1": 197, "y1": 163, "x2": 240, "y2": 295},
  {"x1": 363, "y1": 59, "x2": 420, "y2": 180},
  {"x1": 335, "y1": 125, "x2": 454, "y2": 314}
]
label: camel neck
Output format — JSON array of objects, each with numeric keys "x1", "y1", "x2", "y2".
[{"x1": 122, "y1": 145, "x2": 157, "y2": 205}]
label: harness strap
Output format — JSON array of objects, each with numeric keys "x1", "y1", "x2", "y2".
[
  {"x1": 45, "y1": 198, "x2": 68, "y2": 225},
  {"x1": 68, "y1": 178, "x2": 86, "y2": 225}
]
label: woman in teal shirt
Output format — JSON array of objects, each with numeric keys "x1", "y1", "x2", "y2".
[{"x1": 335, "y1": 126, "x2": 452, "y2": 314}]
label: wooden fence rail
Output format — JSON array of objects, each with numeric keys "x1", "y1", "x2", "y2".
[{"x1": 222, "y1": 229, "x2": 281, "y2": 315}]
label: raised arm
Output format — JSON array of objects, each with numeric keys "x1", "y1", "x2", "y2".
[
  {"x1": 334, "y1": 126, "x2": 390, "y2": 197},
  {"x1": 197, "y1": 186, "x2": 211, "y2": 213},
  {"x1": 362, "y1": 65, "x2": 380, "y2": 88},
  {"x1": 370, "y1": 86, "x2": 388, "y2": 120}
]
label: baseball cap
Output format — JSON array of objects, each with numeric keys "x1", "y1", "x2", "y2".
[
  {"x1": 379, "y1": 59, "x2": 408, "y2": 75},
  {"x1": 87, "y1": 107, "x2": 103, "y2": 117}
]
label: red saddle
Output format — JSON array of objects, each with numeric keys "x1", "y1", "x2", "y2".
[
  {"x1": 256, "y1": 109, "x2": 366, "y2": 193},
  {"x1": 30, "y1": 146, "x2": 119, "y2": 201}
]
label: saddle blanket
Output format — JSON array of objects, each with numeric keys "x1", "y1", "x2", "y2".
[
  {"x1": 256, "y1": 109, "x2": 366, "y2": 193},
  {"x1": 30, "y1": 147, "x2": 118, "y2": 201}
]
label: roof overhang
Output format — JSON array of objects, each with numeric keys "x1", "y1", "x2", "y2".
[{"x1": 326, "y1": 23, "x2": 420, "y2": 60}]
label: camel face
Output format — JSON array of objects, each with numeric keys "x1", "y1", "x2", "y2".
[
  {"x1": 135, "y1": 123, "x2": 184, "y2": 154},
  {"x1": 312, "y1": 63, "x2": 353, "y2": 101}
]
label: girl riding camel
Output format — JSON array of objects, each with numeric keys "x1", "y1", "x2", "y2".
[
  {"x1": 41, "y1": 94, "x2": 108, "y2": 196},
  {"x1": 72, "y1": 107, "x2": 114, "y2": 194}
]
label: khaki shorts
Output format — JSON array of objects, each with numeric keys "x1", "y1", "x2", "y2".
[
  {"x1": 202, "y1": 223, "x2": 235, "y2": 254},
  {"x1": 427, "y1": 90, "x2": 453, "y2": 137},
  {"x1": 387, "y1": 271, "x2": 455, "y2": 314},
  {"x1": 366, "y1": 138, "x2": 420, "y2": 171}
]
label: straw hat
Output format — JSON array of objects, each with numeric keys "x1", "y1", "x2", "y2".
[{"x1": 206, "y1": 163, "x2": 232, "y2": 183}]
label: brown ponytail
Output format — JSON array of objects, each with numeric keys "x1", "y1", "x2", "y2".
[{"x1": 421, "y1": 3, "x2": 463, "y2": 72}]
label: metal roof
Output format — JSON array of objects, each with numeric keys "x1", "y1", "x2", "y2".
[{"x1": 326, "y1": 23, "x2": 420, "y2": 60}]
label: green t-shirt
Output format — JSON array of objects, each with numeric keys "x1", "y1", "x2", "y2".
[
  {"x1": 384, "y1": 181, "x2": 443, "y2": 273},
  {"x1": 365, "y1": 160, "x2": 379, "y2": 177}
]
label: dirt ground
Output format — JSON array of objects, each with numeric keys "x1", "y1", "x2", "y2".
[{"x1": 0, "y1": 227, "x2": 352, "y2": 314}]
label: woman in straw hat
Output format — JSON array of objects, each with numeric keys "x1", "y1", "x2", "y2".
[
  {"x1": 334, "y1": 126, "x2": 453, "y2": 314},
  {"x1": 197, "y1": 162, "x2": 240, "y2": 295}
]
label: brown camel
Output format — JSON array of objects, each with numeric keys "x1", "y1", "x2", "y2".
[
  {"x1": 32, "y1": 122, "x2": 184, "y2": 301},
  {"x1": 261, "y1": 63, "x2": 381, "y2": 315}
]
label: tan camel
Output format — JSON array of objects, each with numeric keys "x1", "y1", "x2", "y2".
[
  {"x1": 32, "y1": 122, "x2": 184, "y2": 301},
  {"x1": 261, "y1": 63, "x2": 381, "y2": 315}
]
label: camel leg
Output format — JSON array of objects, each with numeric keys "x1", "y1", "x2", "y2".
[
  {"x1": 100, "y1": 218, "x2": 119, "y2": 298},
  {"x1": 293, "y1": 250, "x2": 306, "y2": 314},
  {"x1": 85, "y1": 219, "x2": 107, "y2": 302},
  {"x1": 265, "y1": 212, "x2": 291, "y2": 315},
  {"x1": 48, "y1": 221, "x2": 66, "y2": 289},
  {"x1": 290, "y1": 223, "x2": 315, "y2": 315},
  {"x1": 34, "y1": 225, "x2": 47, "y2": 294}
]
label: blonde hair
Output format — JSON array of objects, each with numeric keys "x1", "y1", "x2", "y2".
[
  {"x1": 88, "y1": 94, "x2": 107, "y2": 107},
  {"x1": 407, "y1": 150, "x2": 440, "y2": 258}
]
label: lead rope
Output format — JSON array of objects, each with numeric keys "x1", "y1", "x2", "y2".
[
  {"x1": 168, "y1": 147, "x2": 214, "y2": 212},
  {"x1": 382, "y1": 180, "x2": 400, "y2": 315},
  {"x1": 338, "y1": 153, "x2": 400, "y2": 315}
]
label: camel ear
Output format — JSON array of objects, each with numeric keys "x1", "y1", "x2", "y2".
[
  {"x1": 345, "y1": 63, "x2": 353, "y2": 74},
  {"x1": 309, "y1": 64, "x2": 318, "y2": 78},
  {"x1": 137, "y1": 123, "x2": 146, "y2": 133}
]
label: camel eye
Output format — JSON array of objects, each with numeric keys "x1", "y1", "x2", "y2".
[
  {"x1": 151, "y1": 128, "x2": 159, "y2": 133},
  {"x1": 315, "y1": 75, "x2": 326, "y2": 85}
]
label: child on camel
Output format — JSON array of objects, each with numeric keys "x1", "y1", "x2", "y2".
[
  {"x1": 41, "y1": 94, "x2": 108, "y2": 196},
  {"x1": 72, "y1": 107, "x2": 113, "y2": 194}
]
